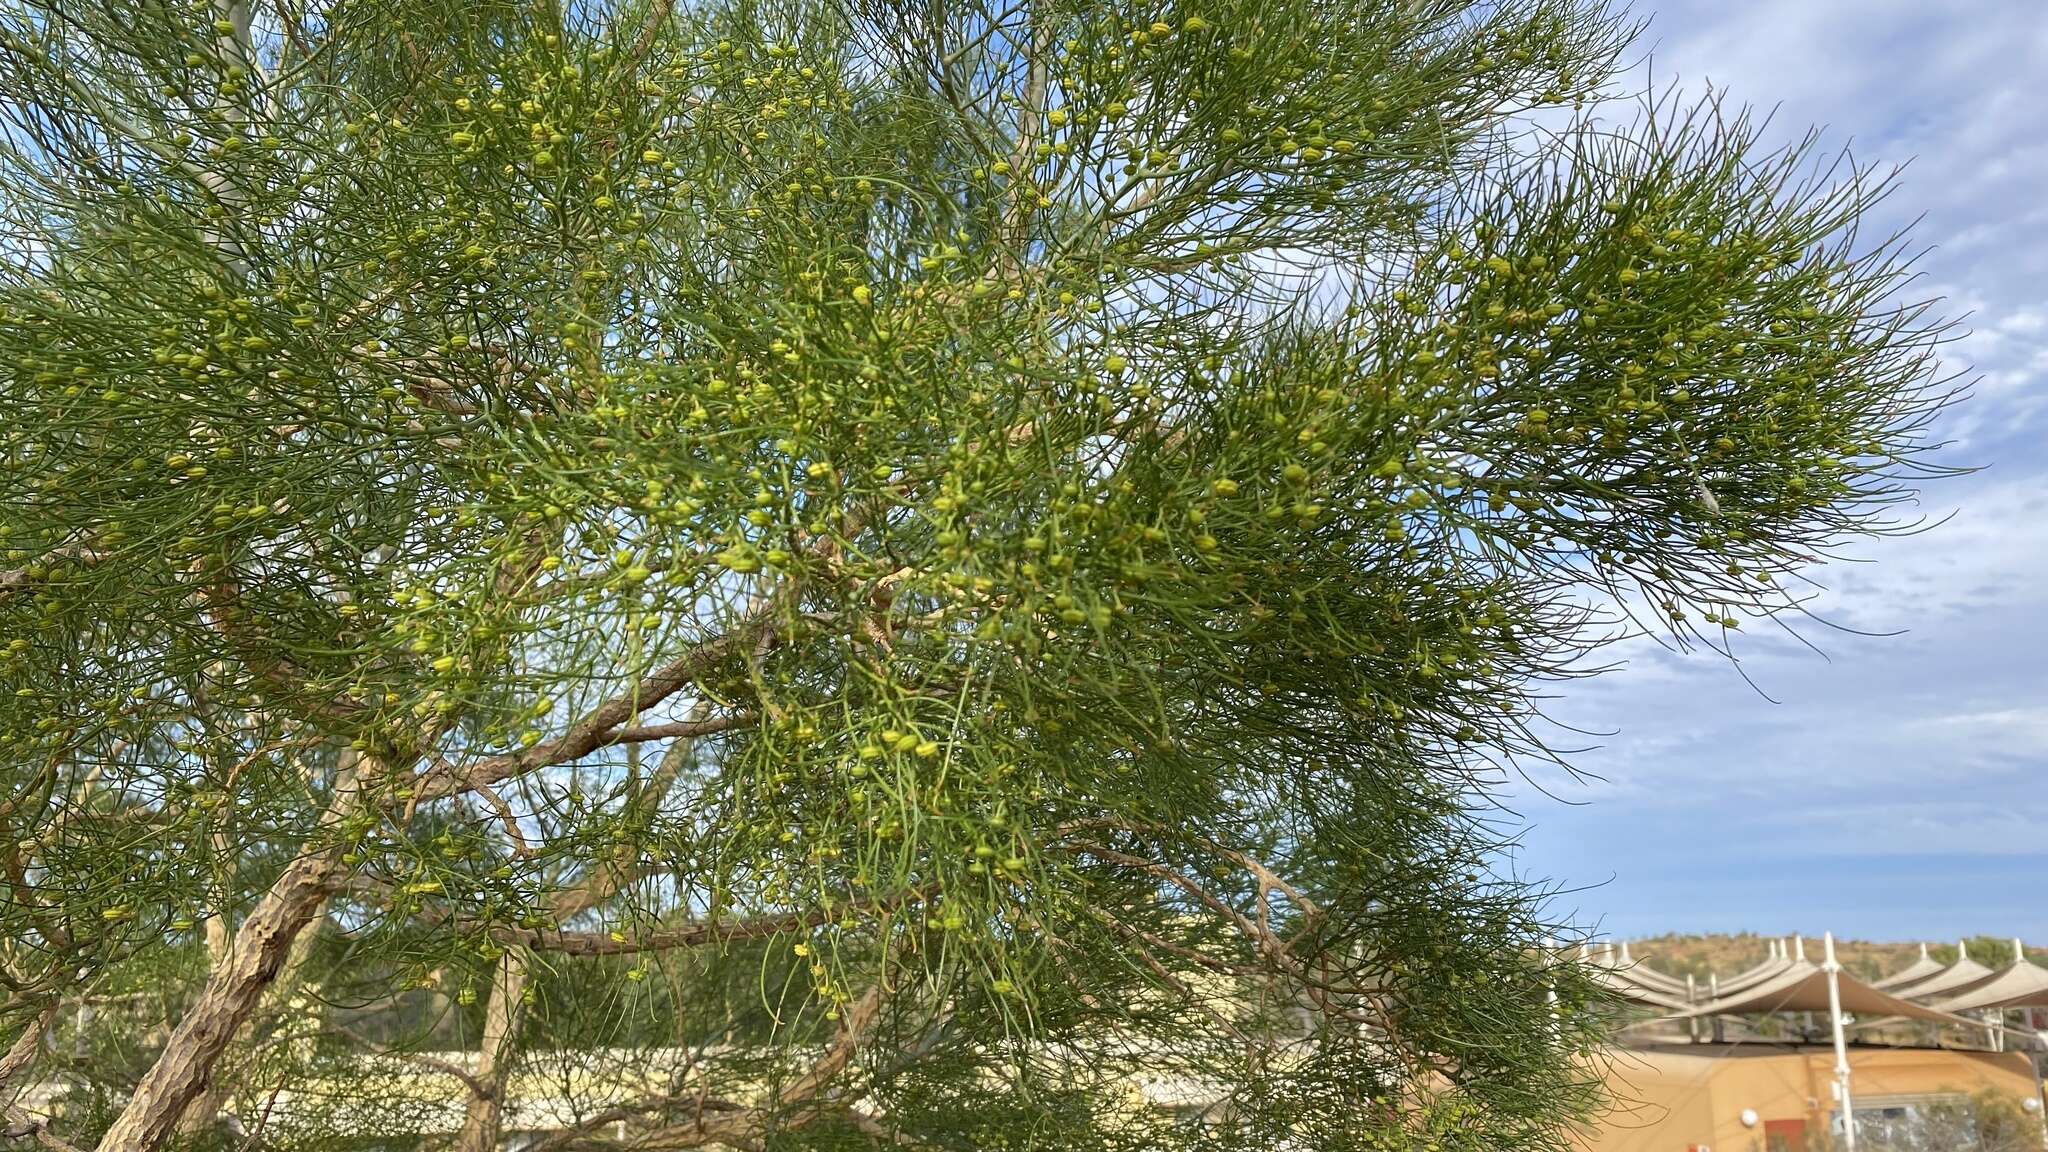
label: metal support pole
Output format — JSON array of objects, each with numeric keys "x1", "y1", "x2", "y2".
[
  {"x1": 1687, "y1": 974, "x2": 1699, "y2": 1043},
  {"x1": 1710, "y1": 973, "x2": 1724, "y2": 1044},
  {"x1": 1544, "y1": 937, "x2": 1559, "y2": 1040},
  {"x1": 1825, "y1": 932, "x2": 1857, "y2": 1151}
]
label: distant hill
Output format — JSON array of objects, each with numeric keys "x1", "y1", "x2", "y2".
[{"x1": 1621, "y1": 933, "x2": 2023, "y2": 986}]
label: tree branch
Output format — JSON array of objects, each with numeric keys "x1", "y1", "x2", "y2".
[
  {"x1": 3, "y1": 1002, "x2": 85, "y2": 1152},
  {"x1": 1002, "y1": 20, "x2": 1051, "y2": 246},
  {"x1": 413, "y1": 622, "x2": 765, "y2": 806},
  {"x1": 327, "y1": 1021, "x2": 490, "y2": 1100},
  {"x1": 0, "y1": 546, "x2": 110, "y2": 606},
  {"x1": 96, "y1": 753, "x2": 378, "y2": 1152},
  {"x1": 610, "y1": 713, "x2": 757, "y2": 745},
  {"x1": 533, "y1": 962, "x2": 899, "y2": 1152},
  {"x1": 619, "y1": 0, "x2": 676, "y2": 75}
]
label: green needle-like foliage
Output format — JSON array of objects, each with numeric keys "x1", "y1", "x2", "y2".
[{"x1": 0, "y1": 0, "x2": 1960, "y2": 1149}]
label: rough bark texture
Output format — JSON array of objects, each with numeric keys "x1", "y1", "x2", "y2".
[
  {"x1": 171, "y1": 917, "x2": 236, "y2": 1138},
  {"x1": 96, "y1": 756, "x2": 369, "y2": 1152},
  {"x1": 0, "y1": 1007, "x2": 49, "y2": 1093},
  {"x1": 454, "y1": 949, "x2": 530, "y2": 1152},
  {"x1": 2, "y1": 1003, "x2": 84, "y2": 1151},
  {"x1": 97, "y1": 851, "x2": 341, "y2": 1152}
]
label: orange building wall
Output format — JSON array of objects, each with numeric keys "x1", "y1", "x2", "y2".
[
  {"x1": 1577, "y1": 1046, "x2": 2042, "y2": 1152},
  {"x1": 1583, "y1": 1049, "x2": 1723, "y2": 1152}
]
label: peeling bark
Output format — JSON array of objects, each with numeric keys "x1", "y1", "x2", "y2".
[
  {"x1": 96, "y1": 755, "x2": 371, "y2": 1152},
  {"x1": 171, "y1": 915, "x2": 235, "y2": 1138}
]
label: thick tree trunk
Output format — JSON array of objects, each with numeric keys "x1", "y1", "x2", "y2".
[
  {"x1": 454, "y1": 949, "x2": 530, "y2": 1152},
  {"x1": 97, "y1": 755, "x2": 369, "y2": 1152},
  {"x1": 171, "y1": 918, "x2": 235, "y2": 1138},
  {"x1": 97, "y1": 852, "x2": 341, "y2": 1152},
  {"x1": 175, "y1": 904, "x2": 330, "y2": 1139}
]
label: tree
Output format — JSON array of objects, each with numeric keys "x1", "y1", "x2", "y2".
[
  {"x1": 1844, "y1": 1090, "x2": 2043, "y2": 1152},
  {"x1": 0, "y1": 0, "x2": 1959, "y2": 1148}
]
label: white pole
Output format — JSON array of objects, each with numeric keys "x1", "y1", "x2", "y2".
[
  {"x1": 1544, "y1": 937, "x2": 1559, "y2": 1039},
  {"x1": 1825, "y1": 932, "x2": 1857, "y2": 1152},
  {"x1": 2008, "y1": 940, "x2": 2025, "y2": 1055},
  {"x1": 1710, "y1": 973, "x2": 1725, "y2": 1043},
  {"x1": 1687, "y1": 973, "x2": 1699, "y2": 1042}
]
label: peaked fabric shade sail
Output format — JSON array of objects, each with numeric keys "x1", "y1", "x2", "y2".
[
  {"x1": 1662, "y1": 959, "x2": 1987, "y2": 1030},
  {"x1": 1935, "y1": 942, "x2": 2048, "y2": 1011},
  {"x1": 1892, "y1": 944, "x2": 1996, "y2": 1001},
  {"x1": 1711, "y1": 938, "x2": 1797, "y2": 997},
  {"x1": 1609, "y1": 942, "x2": 1694, "y2": 996},
  {"x1": 1579, "y1": 946, "x2": 1692, "y2": 1011},
  {"x1": 1873, "y1": 942, "x2": 1946, "y2": 990},
  {"x1": 1583, "y1": 944, "x2": 1695, "y2": 1008},
  {"x1": 1589, "y1": 964, "x2": 1695, "y2": 1012}
]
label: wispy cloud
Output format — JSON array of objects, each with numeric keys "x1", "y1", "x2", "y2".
[{"x1": 1510, "y1": 0, "x2": 2048, "y2": 941}]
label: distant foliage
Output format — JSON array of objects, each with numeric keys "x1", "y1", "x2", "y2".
[
  {"x1": 1633, "y1": 934, "x2": 2019, "y2": 984},
  {"x1": 1840, "y1": 1090, "x2": 2042, "y2": 1152}
]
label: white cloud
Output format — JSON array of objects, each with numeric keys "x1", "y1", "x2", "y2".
[
  {"x1": 1501, "y1": 0, "x2": 2047, "y2": 938},
  {"x1": 1809, "y1": 478, "x2": 2048, "y2": 627},
  {"x1": 1915, "y1": 707, "x2": 2048, "y2": 758}
]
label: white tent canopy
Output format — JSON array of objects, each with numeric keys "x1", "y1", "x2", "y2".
[
  {"x1": 1591, "y1": 965, "x2": 1694, "y2": 1012},
  {"x1": 1609, "y1": 941, "x2": 1694, "y2": 996},
  {"x1": 1663, "y1": 934, "x2": 1992, "y2": 1152},
  {"x1": 1892, "y1": 940, "x2": 1996, "y2": 1001},
  {"x1": 1873, "y1": 942, "x2": 1945, "y2": 990},
  {"x1": 1584, "y1": 944, "x2": 1696, "y2": 1008},
  {"x1": 1661, "y1": 952, "x2": 1988, "y2": 1031},
  {"x1": 1627, "y1": 934, "x2": 2021, "y2": 1152},
  {"x1": 1935, "y1": 940, "x2": 2048, "y2": 1012},
  {"x1": 1711, "y1": 937, "x2": 1798, "y2": 997}
]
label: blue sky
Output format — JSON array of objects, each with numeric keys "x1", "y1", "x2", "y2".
[{"x1": 1503, "y1": 0, "x2": 2048, "y2": 943}]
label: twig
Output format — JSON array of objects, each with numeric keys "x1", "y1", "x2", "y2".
[
  {"x1": 327, "y1": 1021, "x2": 491, "y2": 1099},
  {"x1": 412, "y1": 619, "x2": 767, "y2": 805},
  {"x1": 619, "y1": 0, "x2": 676, "y2": 74},
  {"x1": 2, "y1": 1003, "x2": 84, "y2": 1152}
]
